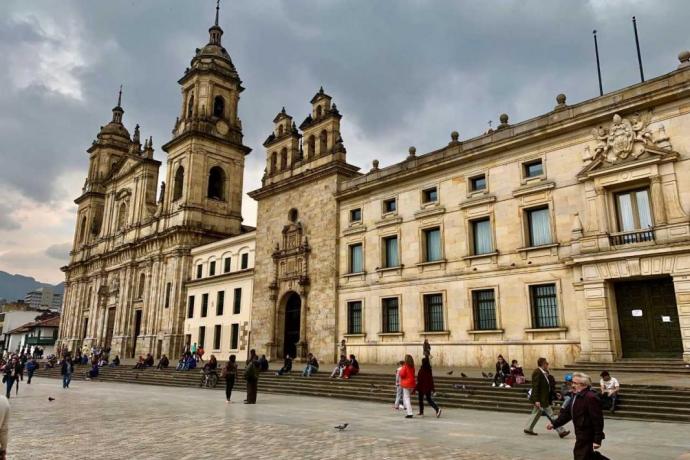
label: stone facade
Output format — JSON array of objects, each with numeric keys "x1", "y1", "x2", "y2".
[
  {"x1": 58, "y1": 10, "x2": 252, "y2": 360},
  {"x1": 184, "y1": 232, "x2": 255, "y2": 361}
]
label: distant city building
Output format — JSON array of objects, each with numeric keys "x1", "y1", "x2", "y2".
[{"x1": 24, "y1": 287, "x2": 61, "y2": 311}]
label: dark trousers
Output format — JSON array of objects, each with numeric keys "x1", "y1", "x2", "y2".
[
  {"x1": 4, "y1": 377, "x2": 14, "y2": 398},
  {"x1": 573, "y1": 436, "x2": 595, "y2": 460},
  {"x1": 27, "y1": 370, "x2": 34, "y2": 384},
  {"x1": 225, "y1": 374, "x2": 236, "y2": 401},
  {"x1": 246, "y1": 379, "x2": 258, "y2": 403},
  {"x1": 417, "y1": 391, "x2": 439, "y2": 415}
]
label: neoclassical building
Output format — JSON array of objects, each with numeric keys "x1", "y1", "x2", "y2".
[
  {"x1": 58, "y1": 8, "x2": 253, "y2": 359},
  {"x1": 251, "y1": 53, "x2": 690, "y2": 366}
]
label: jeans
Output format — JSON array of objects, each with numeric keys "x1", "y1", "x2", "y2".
[
  {"x1": 524, "y1": 405, "x2": 565, "y2": 434},
  {"x1": 27, "y1": 370, "x2": 34, "y2": 384},
  {"x1": 330, "y1": 366, "x2": 344, "y2": 378},
  {"x1": 225, "y1": 374, "x2": 235, "y2": 401},
  {"x1": 394, "y1": 385, "x2": 403, "y2": 408},
  {"x1": 62, "y1": 373, "x2": 72, "y2": 388},
  {"x1": 418, "y1": 391, "x2": 439, "y2": 415},
  {"x1": 4, "y1": 377, "x2": 14, "y2": 398},
  {"x1": 302, "y1": 365, "x2": 318, "y2": 376},
  {"x1": 402, "y1": 388, "x2": 414, "y2": 416}
]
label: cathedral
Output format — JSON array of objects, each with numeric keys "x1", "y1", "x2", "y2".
[{"x1": 60, "y1": 5, "x2": 690, "y2": 366}]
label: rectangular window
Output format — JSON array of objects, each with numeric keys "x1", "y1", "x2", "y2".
[
  {"x1": 241, "y1": 253, "x2": 249, "y2": 269},
  {"x1": 615, "y1": 188, "x2": 652, "y2": 231},
  {"x1": 198, "y1": 326, "x2": 206, "y2": 348},
  {"x1": 209, "y1": 261, "x2": 216, "y2": 277},
  {"x1": 422, "y1": 187, "x2": 438, "y2": 203},
  {"x1": 383, "y1": 198, "x2": 397, "y2": 214},
  {"x1": 470, "y1": 174, "x2": 486, "y2": 192},
  {"x1": 382, "y1": 297, "x2": 400, "y2": 333},
  {"x1": 230, "y1": 323, "x2": 239, "y2": 350},
  {"x1": 347, "y1": 301, "x2": 362, "y2": 334},
  {"x1": 423, "y1": 293, "x2": 444, "y2": 332},
  {"x1": 216, "y1": 291, "x2": 225, "y2": 316},
  {"x1": 213, "y1": 324, "x2": 221, "y2": 350},
  {"x1": 472, "y1": 289, "x2": 497, "y2": 330},
  {"x1": 383, "y1": 235, "x2": 399, "y2": 268},
  {"x1": 164, "y1": 282, "x2": 172, "y2": 309},
  {"x1": 349, "y1": 243, "x2": 363, "y2": 273},
  {"x1": 530, "y1": 284, "x2": 559, "y2": 328},
  {"x1": 233, "y1": 288, "x2": 242, "y2": 314},
  {"x1": 524, "y1": 159, "x2": 544, "y2": 178},
  {"x1": 224, "y1": 257, "x2": 231, "y2": 273},
  {"x1": 187, "y1": 296, "x2": 195, "y2": 319},
  {"x1": 423, "y1": 227, "x2": 442, "y2": 262},
  {"x1": 201, "y1": 293, "x2": 209, "y2": 318},
  {"x1": 527, "y1": 207, "x2": 552, "y2": 246},
  {"x1": 350, "y1": 208, "x2": 362, "y2": 222},
  {"x1": 196, "y1": 264, "x2": 203, "y2": 279},
  {"x1": 472, "y1": 218, "x2": 493, "y2": 255}
]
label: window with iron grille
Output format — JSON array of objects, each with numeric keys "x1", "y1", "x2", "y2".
[
  {"x1": 382, "y1": 297, "x2": 400, "y2": 333},
  {"x1": 224, "y1": 257, "x2": 231, "y2": 273},
  {"x1": 230, "y1": 323, "x2": 239, "y2": 350},
  {"x1": 201, "y1": 293, "x2": 208, "y2": 318},
  {"x1": 347, "y1": 301, "x2": 362, "y2": 334},
  {"x1": 423, "y1": 294, "x2": 444, "y2": 332},
  {"x1": 213, "y1": 324, "x2": 221, "y2": 350},
  {"x1": 209, "y1": 261, "x2": 216, "y2": 276},
  {"x1": 187, "y1": 296, "x2": 195, "y2": 318},
  {"x1": 233, "y1": 288, "x2": 242, "y2": 314},
  {"x1": 472, "y1": 289, "x2": 496, "y2": 330},
  {"x1": 216, "y1": 291, "x2": 224, "y2": 316},
  {"x1": 530, "y1": 284, "x2": 559, "y2": 328}
]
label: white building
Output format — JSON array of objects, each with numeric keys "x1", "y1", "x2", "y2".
[
  {"x1": 183, "y1": 230, "x2": 255, "y2": 362},
  {"x1": 25, "y1": 287, "x2": 62, "y2": 311},
  {"x1": 6, "y1": 314, "x2": 60, "y2": 356}
]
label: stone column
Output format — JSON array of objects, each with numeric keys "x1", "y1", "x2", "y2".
[
  {"x1": 296, "y1": 292, "x2": 308, "y2": 360},
  {"x1": 650, "y1": 175, "x2": 667, "y2": 226},
  {"x1": 671, "y1": 275, "x2": 690, "y2": 363},
  {"x1": 582, "y1": 281, "x2": 617, "y2": 362}
]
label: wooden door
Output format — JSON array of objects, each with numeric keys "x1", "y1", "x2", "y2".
[
  {"x1": 104, "y1": 307, "x2": 116, "y2": 350},
  {"x1": 615, "y1": 278, "x2": 682, "y2": 358}
]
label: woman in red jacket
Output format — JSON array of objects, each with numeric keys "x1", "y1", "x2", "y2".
[
  {"x1": 398, "y1": 354, "x2": 416, "y2": 418},
  {"x1": 416, "y1": 357, "x2": 441, "y2": 417}
]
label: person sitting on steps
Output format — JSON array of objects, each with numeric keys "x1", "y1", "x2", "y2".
[
  {"x1": 599, "y1": 370, "x2": 620, "y2": 414},
  {"x1": 302, "y1": 353, "x2": 319, "y2": 377},
  {"x1": 493, "y1": 354, "x2": 511, "y2": 388},
  {"x1": 275, "y1": 354, "x2": 293, "y2": 376},
  {"x1": 157, "y1": 355, "x2": 169, "y2": 369},
  {"x1": 330, "y1": 355, "x2": 348, "y2": 379},
  {"x1": 258, "y1": 354, "x2": 269, "y2": 372},
  {"x1": 342, "y1": 354, "x2": 359, "y2": 379}
]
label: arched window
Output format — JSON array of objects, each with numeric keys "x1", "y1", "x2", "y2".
[
  {"x1": 138, "y1": 273, "x2": 146, "y2": 299},
  {"x1": 280, "y1": 148, "x2": 288, "y2": 170},
  {"x1": 187, "y1": 94, "x2": 194, "y2": 118},
  {"x1": 319, "y1": 130, "x2": 328, "y2": 154},
  {"x1": 173, "y1": 165, "x2": 184, "y2": 201},
  {"x1": 271, "y1": 152, "x2": 277, "y2": 173},
  {"x1": 79, "y1": 216, "x2": 87, "y2": 243},
  {"x1": 307, "y1": 136, "x2": 315, "y2": 159},
  {"x1": 278, "y1": 125, "x2": 284, "y2": 136},
  {"x1": 316, "y1": 105, "x2": 323, "y2": 118},
  {"x1": 117, "y1": 202, "x2": 127, "y2": 230},
  {"x1": 207, "y1": 166, "x2": 226, "y2": 200},
  {"x1": 213, "y1": 96, "x2": 225, "y2": 118}
]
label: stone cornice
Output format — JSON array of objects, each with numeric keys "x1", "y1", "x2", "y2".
[
  {"x1": 184, "y1": 268, "x2": 254, "y2": 287},
  {"x1": 161, "y1": 129, "x2": 252, "y2": 155},
  {"x1": 336, "y1": 66, "x2": 690, "y2": 199}
]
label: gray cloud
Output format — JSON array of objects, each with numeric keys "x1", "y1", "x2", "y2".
[
  {"x1": 45, "y1": 242, "x2": 71, "y2": 261},
  {"x1": 0, "y1": 202, "x2": 20, "y2": 230}
]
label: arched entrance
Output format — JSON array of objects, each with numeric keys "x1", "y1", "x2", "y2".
[{"x1": 283, "y1": 292, "x2": 301, "y2": 358}]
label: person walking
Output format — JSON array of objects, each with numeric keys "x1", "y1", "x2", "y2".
[
  {"x1": 222, "y1": 355, "x2": 238, "y2": 403},
  {"x1": 244, "y1": 357, "x2": 259, "y2": 404},
  {"x1": 524, "y1": 357, "x2": 569, "y2": 438},
  {"x1": 2, "y1": 358, "x2": 20, "y2": 399},
  {"x1": 25, "y1": 358, "x2": 37, "y2": 384},
  {"x1": 547, "y1": 372, "x2": 605, "y2": 460},
  {"x1": 60, "y1": 356, "x2": 74, "y2": 389},
  {"x1": 393, "y1": 360, "x2": 404, "y2": 410},
  {"x1": 398, "y1": 354, "x2": 416, "y2": 419},
  {"x1": 416, "y1": 357, "x2": 441, "y2": 418}
]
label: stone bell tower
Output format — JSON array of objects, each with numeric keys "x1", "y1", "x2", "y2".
[
  {"x1": 249, "y1": 88, "x2": 360, "y2": 362},
  {"x1": 161, "y1": 1, "x2": 250, "y2": 236}
]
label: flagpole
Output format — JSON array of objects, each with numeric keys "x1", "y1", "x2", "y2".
[
  {"x1": 593, "y1": 30, "x2": 603, "y2": 96},
  {"x1": 633, "y1": 16, "x2": 645, "y2": 82}
]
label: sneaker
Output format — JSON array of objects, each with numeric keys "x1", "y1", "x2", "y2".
[
  {"x1": 436, "y1": 408, "x2": 442, "y2": 418},
  {"x1": 417, "y1": 413, "x2": 424, "y2": 416},
  {"x1": 405, "y1": 415, "x2": 413, "y2": 419},
  {"x1": 492, "y1": 383, "x2": 496, "y2": 387},
  {"x1": 523, "y1": 429, "x2": 538, "y2": 436},
  {"x1": 499, "y1": 383, "x2": 505, "y2": 388},
  {"x1": 504, "y1": 384, "x2": 511, "y2": 388},
  {"x1": 559, "y1": 430, "x2": 571, "y2": 439}
]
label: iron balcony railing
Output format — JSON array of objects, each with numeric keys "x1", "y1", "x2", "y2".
[{"x1": 609, "y1": 228, "x2": 655, "y2": 246}]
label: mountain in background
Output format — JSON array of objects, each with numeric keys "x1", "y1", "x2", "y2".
[{"x1": 0, "y1": 271, "x2": 64, "y2": 302}]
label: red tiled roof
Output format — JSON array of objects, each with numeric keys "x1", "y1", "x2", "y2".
[{"x1": 7, "y1": 315, "x2": 60, "y2": 335}]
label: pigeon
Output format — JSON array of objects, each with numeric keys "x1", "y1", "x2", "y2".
[
  {"x1": 334, "y1": 423, "x2": 349, "y2": 431},
  {"x1": 481, "y1": 372, "x2": 489, "y2": 378},
  {"x1": 446, "y1": 370, "x2": 453, "y2": 375},
  {"x1": 48, "y1": 397, "x2": 55, "y2": 402},
  {"x1": 460, "y1": 372, "x2": 468, "y2": 378},
  {"x1": 488, "y1": 372, "x2": 494, "y2": 378}
]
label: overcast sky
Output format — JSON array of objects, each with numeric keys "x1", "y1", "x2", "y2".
[{"x1": 1, "y1": 0, "x2": 689, "y2": 283}]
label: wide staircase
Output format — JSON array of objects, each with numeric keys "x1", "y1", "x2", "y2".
[
  {"x1": 561, "y1": 358, "x2": 690, "y2": 375},
  {"x1": 36, "y1": 364, "x2": 690, "y2": 424}
]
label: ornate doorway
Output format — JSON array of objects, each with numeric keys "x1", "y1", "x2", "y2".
[
  {"x1": 104, "y1": 307, "x2": 116, "y2": 350},
  {"x1": 283, "y1": 293, "x2": 301, "y2": 359},
  {"x1": 615, "y1": 277, "x2": 683, "y2": 358}
]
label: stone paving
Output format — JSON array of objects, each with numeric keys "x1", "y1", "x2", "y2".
[{"x1": 5, "y1": 378, "x2": 689, "y2": 459}]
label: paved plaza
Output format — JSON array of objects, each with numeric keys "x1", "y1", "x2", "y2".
[{"x1": 5, "y1": 378, "x2": 688, "y2": 459}]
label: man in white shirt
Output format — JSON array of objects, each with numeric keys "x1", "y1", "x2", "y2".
[{"x1": 599, "y1": 370, "x2": 620, "y2": 413}]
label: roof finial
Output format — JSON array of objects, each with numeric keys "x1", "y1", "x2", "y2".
[
  {"x1": 215, "y1": 0, "x2": 220, "y2": 27},
  {"x1": 117, "y1": 84, "x2": 123, "y2": 107}
]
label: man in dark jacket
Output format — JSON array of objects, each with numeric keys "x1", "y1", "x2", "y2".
[
  {"x1": 548, "y1": 372, "x2": 605, "y2": 460},
  {"x1": 524, "y1": 357, "x2": 569, "y2": 438}
]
